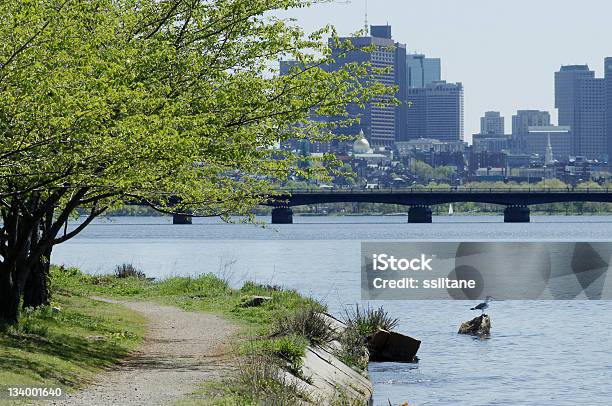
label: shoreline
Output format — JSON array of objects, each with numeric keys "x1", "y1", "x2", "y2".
[{"x1": 1, "y1": 266, "x2": 376, "y2": 405}]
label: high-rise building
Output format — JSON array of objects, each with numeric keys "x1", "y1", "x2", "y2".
[
  {"x1": 555, "y1": 65, "x2": 593, "y2": 128},
  {"x1": 555, "y1": 65, "x2": 606, "y2": 160},
  {"x1": 279, "y1": 25, "x2": 407, "y2": 148},
  {"x1": 406, "y1": 54, "x2": 441, "y2": 89},
  {"x1": 524, "y1": 126, "x2": 572, "y2": 162},
  {"x1": 480, "y1": 111, "x2": 505, "y2": 135},
  {"x1": 472, "y1": 136, "x2": 508, "y2": 154},
  {"x1": 511, "y1": 110, "x2": 551, "y2": 153},
  {"x1": 326, "y1": 25, "x2": 407, "y2": 147},
  {"x1": 406, "y1": 81, "x2": 464, "y2": 142},
  {"x1": 606, "y1": 57, "x2": 612, "y2": 165}
]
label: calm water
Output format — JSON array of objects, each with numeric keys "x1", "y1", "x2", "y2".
[{"x1": 52, "y1": 216, "x2": 612, "y2": 406}]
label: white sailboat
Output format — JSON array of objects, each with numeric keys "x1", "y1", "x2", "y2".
[{"x1": 448, "y1": 204, "x2": 454, "y2": 216}]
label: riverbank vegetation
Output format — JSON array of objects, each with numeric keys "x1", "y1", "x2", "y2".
[
  {"x1": 51, "y1": 265, "x2": 378, "y2": 404},
  {"x1": 0, "y1": 288, "x2": 145, "y2": 394},
  {"x1": 2, "y1": 265, "x2": 379, "y2": 404}
]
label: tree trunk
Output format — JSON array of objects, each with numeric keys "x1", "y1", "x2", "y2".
[
  {"x1": 22, "y1": 258, "x2": 50, "y2": 309},
  {"x1": 22, "y1": 212, "x2": 53, "y2": 310},
  {"x1": 0, "y1": 269, "x2": 20, "y2": 324}
]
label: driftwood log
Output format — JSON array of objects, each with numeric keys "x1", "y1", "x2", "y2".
[{"x1": 458, "y1": 314, "x2": 491, "y2": 337}]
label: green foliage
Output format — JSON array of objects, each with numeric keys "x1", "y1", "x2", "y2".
[
  {"x1": 336, "y1": 304, "x2": 398, "y2": 372},
  {"x1": 51, "y1": 266, "x2": 325, "y2": 332},
  {"x1": 154, "y1": 274, "x2": 231, "y2": 298},
  {"x1": 0, "y1": 293, "x2": 145, "y2": 390},
  {"x1": 271, "y1": 335, "x2": 308, "y2": 373},
  {"x1": 342, "y1": 304, "x2": 399, "y2": 337},
  {"x1": 2, "y1": 306, "x2": 52, "y2": 337},
  {"x1": 233, "y1": 347, "x2": 311, "y2": 405},
  {"x1": 0, "y1": 0, "x2": 390, "y2": 218},
  {"x1": 409, "y1": 160, "x2": 455, "y2": 181},
  {"x1": 45, "y1": 266, "x2": 374, "y2": 404},
  {"x1": 272, "y1": 305, "x2": 335, "y2": 346},
  {"x1": 114, "y1": 263, "x2": 147, "y2": 279},
  {"x1": 336, "y1": 323, "x2": 369, "y2": 372},
  {"x1": 0, "y1": 0, "x2": 391, "y2": 324},
  {"x1": 247, "y1": 334, "x2": 308, "y2": 377}
]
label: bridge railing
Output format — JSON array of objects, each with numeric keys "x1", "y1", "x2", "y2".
[{"x1": 277, "y1": 187, "x2": 611, "y2": 194}]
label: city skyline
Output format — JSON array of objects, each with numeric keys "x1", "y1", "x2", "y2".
[{"x1": 276, "y1": 0, "x2": 612, "y2": 141}]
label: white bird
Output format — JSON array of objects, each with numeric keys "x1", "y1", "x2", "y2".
[{"x1": 471, "y1": 296, "x2": 494, "y2": 315}]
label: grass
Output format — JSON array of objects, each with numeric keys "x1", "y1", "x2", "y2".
[
  {"x1": 51, "y1": 266, "x2": 325, "y2": 333},
  {"x1": 49, "y1": 265, "x2": 339, "y2": 404},
  {"x1": 272, "y1": 304, "x2": 335, "y2": 346},
  {"x1": 342, "y1": 304, "x2": 399, "y2": 337},
  {"x1": 114, "y1": 263, "x2": 147, "y2": 279},
  {"x1": 337, "y1": 305, "x2": 399, "y2": 372},
  {"x1": 0, "y1": 291, "x2": 145, "y2": 404},
  {"x1": 1, "y1": 266, "x2": 370, "y2": 405}
]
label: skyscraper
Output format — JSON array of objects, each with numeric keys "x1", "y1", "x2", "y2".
[
  {"x1": 524, "y1": 126, "x2": 572, "y2": 163},
  {"x1": 511, "y1": 110, "x2": 551, "y2": 153},
  {"x1": 480, "y1": 111, "x2": 505, "y2": 135},
  {"x1": 327, "y1": 25, "x2": 407, "y2": 147},
  {"x1": 555, "y1": 65, "x2": 606, "y2": 159},
  {"x1": 406, "y1": 81, "x2": 464, "y2": 142},
  {"x1": 406, "y1": 54, "x2": 441, "y2": 89},
  {"x1": 606, "y1": 57, "x2": 612, "y2": 166}
]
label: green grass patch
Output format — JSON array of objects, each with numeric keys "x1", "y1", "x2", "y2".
[
  {"x1": 51, "y1": 266, "x2": 325, "y2": 333},
  {"x1": 0, "y1": 266, "x2": 368, "y2": 405},
  {"x1": 0, "y1": 292, "x2": 145, "y2": 401},
  {"x1": 49, "y1": 266, "x2": 336, "y2": 404}
]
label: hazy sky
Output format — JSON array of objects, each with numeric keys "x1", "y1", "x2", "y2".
[{"x1": 280, "y1": 0, "x2": 612, "y2": 141}]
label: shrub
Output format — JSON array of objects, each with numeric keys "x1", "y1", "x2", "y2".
[
  {"x1": 342, "y1": 304, "x2": 399, "y2": 336},
  {"x1": 155, "y1": 274, "x2": 229, "y2": 297},
  {"x1": 113, "y1": 263, "x2": 146, "y2": 279},
  {"x1": 0, "y1": 306, "x2": 53, "y2": 337},
  {"x1": 235, "y1": 342, "x2": 311, "y2": 404},
  {"x1": 336, "y1": 324, "x2": 369, "y2": 372},
  {"x1": 273, "y1": 305, "x2": 335, "y2": 346},
  {"x1": 270, "y1": 335, "x2": 308, "y2": 376},
  {"x1": 241, "y1": 281, "x2": 283, "y2": 293},
  {"x1": 337, "y1": 305, "x2": 399, "y2": 372}
]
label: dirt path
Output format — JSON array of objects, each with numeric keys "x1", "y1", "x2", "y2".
[{"x1": 50, "y1": 299, "x2": 239, "y2": 406}]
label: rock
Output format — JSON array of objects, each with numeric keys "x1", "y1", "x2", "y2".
[
  {"x1": 52, "y1": 306, "x2": 61, "y2": 313},
  {"x1": 367, "y1": 329, "x2": 421, "y2": 363},
  {"x1": 241, "y1": 295, "x2": 272, "y2": 307},
  {"x1": 458, "y1": 314, "x2": 491, "y2": 336},
  {"x1": 319, "y1": 312, "x2": 347, "y2": 335},
  {"x1": 276, "y1": 313, "x2": 373, "y2": 404}
]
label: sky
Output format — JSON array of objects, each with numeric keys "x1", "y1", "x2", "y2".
[{"x1": 278, "y1": 0, "x2": 612, "y2": 142}]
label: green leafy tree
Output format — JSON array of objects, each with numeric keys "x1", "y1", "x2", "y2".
[
  {"x1": 409, "y1": 160, "x2": 434, "y2": 182},
  {"x1": 0, "y1": 0, "x2": 389, "y2": 323}
]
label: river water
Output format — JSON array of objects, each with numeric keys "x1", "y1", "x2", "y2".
[{"x1": 52, "y1": 216, "x2": 612, "y2": 406}]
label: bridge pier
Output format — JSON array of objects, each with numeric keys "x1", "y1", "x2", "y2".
[
  {"x1": 272, "y1": 207, "x2": 293, "y2": 224},
  {"x1": 173, "y1": 213, "x2": 192, "y2": 224},
  {"x1": 408, "y1": 206, "x2": 433, "y2": 223},
  {"x1": 504, "y1": 206, "x2": 530, "y2": 223}
]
